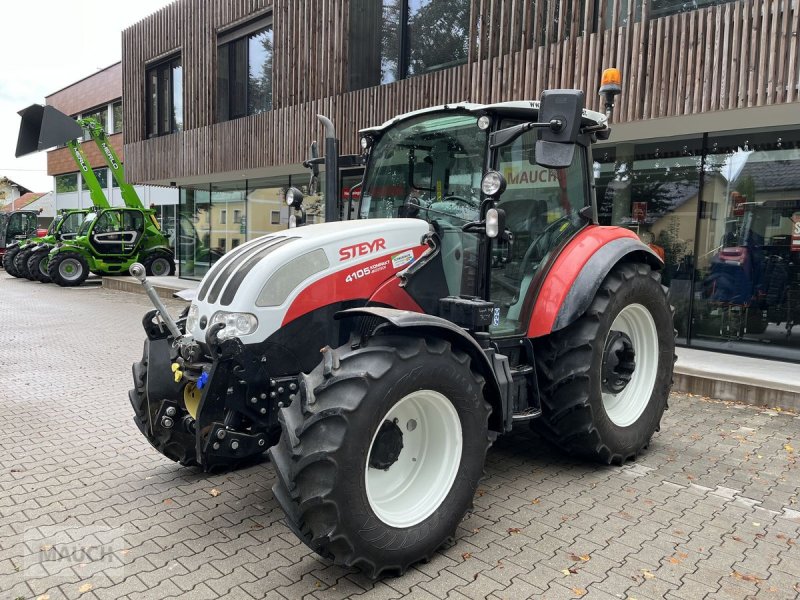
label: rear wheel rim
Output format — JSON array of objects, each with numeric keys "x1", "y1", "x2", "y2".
[
  {"x1": 59, "y1": 258, "x2": 83, "y2": 282},
  {"x1": 150, "y1": 257, "x2": 171, "y2": 276},
  {"x1": 601, "y1": 303, "x2": 659, "y2": 427},
  {"x1": 38, "y1": 258, "x2": 48, "y2": 277},
  {"x1": 365, "y1": 389, "x2": 462, "y2": 528}
]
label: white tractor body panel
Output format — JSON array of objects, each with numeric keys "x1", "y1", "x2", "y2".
[{"x1": 187, "y1": 218, "x2": 430, "y2": 344}]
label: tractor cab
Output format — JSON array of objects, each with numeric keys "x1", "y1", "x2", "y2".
[
  {"x1": 0, "y1": 210, "x2": 38, "y2": 252},
  {"x1": 356, "y1": 98, "x2": 602, "y2": 336}
]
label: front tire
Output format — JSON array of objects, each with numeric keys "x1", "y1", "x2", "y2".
[
  {"x1": 269, "y1": 335, "x2": 491, "y2": 578},
  {"x1": 3, "y1": 245, "x2": 21, "y2": 277},
  {"x1": 27, "y1": 250, "x2": 52, "y2": 283},
  {"x1": 533, "y1": 262, "x2": 674, "y2": 464},
  {"x1": 15, "y1": 247, "x2": 35, "y2": 280},
  {"x1": 48, "y1": 251, "x2": 89, "y2": 287}
]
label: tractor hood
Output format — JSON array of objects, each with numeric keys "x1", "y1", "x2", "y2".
[{"x1": 186, "y1": 218, "x2": 430, "y2": 344}]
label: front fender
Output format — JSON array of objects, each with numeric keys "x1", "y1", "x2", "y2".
[{"x1": 336, "y1": 306, "x2": 507, "y2": 433}]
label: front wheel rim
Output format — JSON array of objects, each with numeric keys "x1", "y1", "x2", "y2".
[
  {"x1": 365, "y1": 389, "x2": 462, "y2": 528},
  {"x1": 38, "y1": 258, "x2": 48, "y2": 277},
  {"x1": 58, "y1": 258, "x2": 83, "y2": 282},
  {"x1": 601, "y1": 303, "x2": 659, "y2": 427}
]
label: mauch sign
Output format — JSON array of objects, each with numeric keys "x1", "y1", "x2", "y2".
[
  {"x1": 792, "y1": 212, "x2": 800, "y2": 253},
  {"x1": 502, "y1": 166, "x2": 562, "y2": 188}
]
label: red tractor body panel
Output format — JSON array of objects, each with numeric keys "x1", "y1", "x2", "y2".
[
  {"x1": 527, "y1": 225, "x2": 641, "y2": 338},
  {"x1": 282, "y1": 244, "x2": 428, "y2": 325}
]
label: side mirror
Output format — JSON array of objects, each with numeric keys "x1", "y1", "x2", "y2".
[{"x1": 535, "y1": 89, "x2": 584, "y2": 169}]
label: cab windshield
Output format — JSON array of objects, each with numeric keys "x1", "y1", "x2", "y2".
[
  {"x1": 360, "y1": 112, "x2": 486, "y2": 225},
  {"x1": 48, "y1": 215, "x2": 64, "y2": 235},
  {"x1": 78, "y1": 212, "x2": 98, "y2": 236}
]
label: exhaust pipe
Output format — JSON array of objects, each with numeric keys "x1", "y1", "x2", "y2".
[{"x1": 317, "y1": 115, "x2": 339, "y2": 223}]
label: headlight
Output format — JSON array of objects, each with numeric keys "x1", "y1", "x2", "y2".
[
  {"x1": 210, "y1": 311, "x2": 258, "y2": 340},
  {"x1": 185, "y1": 303, "x2": 199, "y2": 332}
]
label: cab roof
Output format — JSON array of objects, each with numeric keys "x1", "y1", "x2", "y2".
[{"x1": 359, "y1": 100, "x2": 608, "y2": 136}]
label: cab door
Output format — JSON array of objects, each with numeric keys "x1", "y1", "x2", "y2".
[
  {"x1": 488, "y1": 126, "x2": 590, "y2": 336},
  {"x1": 89, "y1": 209, "x2": 145, "y2": 256}
]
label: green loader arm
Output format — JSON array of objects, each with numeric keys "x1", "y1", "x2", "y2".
[
  {"x1": 66, "y1": 140, "x2": 110, "y2": 209},
  {"x1": 78, "y1": 117, "x2": 144, "y2": 210}
]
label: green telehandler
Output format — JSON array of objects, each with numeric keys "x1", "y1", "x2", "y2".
[
  {"x1": 4, "y1": 208, "x2": 89, "y2": 281},
  {"x1": 15, "y1": 104, "x2": 175, "y2": 287}
]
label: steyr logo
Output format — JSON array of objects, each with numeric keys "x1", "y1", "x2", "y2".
[{"x1": 339, "y1": 238, "x2": 386, "y2": 261}]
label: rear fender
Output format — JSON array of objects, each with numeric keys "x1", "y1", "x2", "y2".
[
  {"x1": 528, "y1": 227, "x2": 663, "y2": 337},
  {"x1": 336, "y1": 307, "x2": 505, "y2": 433}
]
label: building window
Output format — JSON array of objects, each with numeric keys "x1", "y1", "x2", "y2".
[
  {"x1": 112, "y1": 101, "x2": 123, "y2": 134},
  {"x1": 349, "y1": 0, "x2": 470, "y2": 90},
  {"x1": 218, "y1": 238, "x2": 227, "y2": 251},
  {"x1": 270, "y1": 210, "x2": 281, "y2": 225},
  {"x1": 146, "y1": 55, "x2": 183, "y2": 138},
  {"x1": 81, "y1": 106, "x2": 108, "y2": 139},
  {"x1": 648, "y1": 0, "x2": 736, "y2": 20},
  {"x1": 55, "y1": 173, "x2": 78, "y2": 193},
  {"x1": 82, "y1": 168, "x2": 108, "y2": 190},
  {"x1": 231, "y1": 238, "x2": 240, "y2": 248},
  {"x1": 219, "y1": 209, "x2": 227, "y2": 224},
  {"x1": 217, "y1": 16, "x2": 273, "y2": 122},
  {"x1": 233, "y1": 209, "x2": 242, "y2": 224}
]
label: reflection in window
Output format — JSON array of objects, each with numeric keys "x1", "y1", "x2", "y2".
[
  {"x1": 112, "y1": 101, "x2": 123, "y2": 134},
  {"x1": 218, "y1": 17, "x2": 273, "y2": 121},
  {"x1": 82, "y1": 168, "x2": 108, "y2": 190},
  {"x1": 649, "y1": 0, "x2": 737, "y2": 20},
  {"x1": 81, "y1": 106, "x2": 108, "y2": 138},
  {"x1": 692, "y1": 130, "x2": 800, "y2": 357},
  {"x1": 146, "y1": 56, "x2": 182, "y2": 137},
  {"x1": 595, "y1": 139, "x2": 703, "y2": 342},
  {"x1": 55, "y1": 173, "x2": 78, "y2": 193},
  {"x1": 349, "y1": 0, "x2": 470, "y2": 90}
]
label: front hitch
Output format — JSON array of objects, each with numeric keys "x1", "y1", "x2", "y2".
[{"x1": 129, "y1": 263, "x2": 182, "y2": 339}]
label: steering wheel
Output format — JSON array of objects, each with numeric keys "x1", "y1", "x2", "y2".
[
  {"x1": 518, "y1": 215, "x2": 574, "y2": 279},
  {"x1": 438, "y1": 195, "x2": 474, "y2": 207}
]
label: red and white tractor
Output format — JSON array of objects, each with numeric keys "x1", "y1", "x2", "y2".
[{"x1": 130, "y1": 70, "x2": 674, "y2": 577}]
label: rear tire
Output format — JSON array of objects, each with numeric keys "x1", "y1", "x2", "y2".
[
  {"x1": 3, "y1": 245, "x2": 21, "y2": 277},
  {"x1": 48, "y1": 251, "x2": 89, "y2": 287},
  {"x1": 143, "y1": 249, "x2": 175, "y2": 277},
  {"x1": 532, "y1": 262, "x2": 674, "y2": 464},
  {"x1": 269, "y1": 334, "x2": 491, "y2": 578},
  {"x1": 27, "y1": 250, "x2": 52, "y2": 283}
]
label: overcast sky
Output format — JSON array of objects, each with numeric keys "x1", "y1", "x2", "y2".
[{"x1": 0, "y1": 0, "x2": 174, "y2": 193}]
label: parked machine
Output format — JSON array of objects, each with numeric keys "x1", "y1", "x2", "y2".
[
  {"x1": 14, "y1": 104, "x2": 175, "y2": 286},
  {"x1": 3, "y1": 209, "x2": 88, "y2": 281},
  {"x1": 129, "y1": 70, "x2": 675, "y2": 577},
  {"x1": 0, "y1": 210, "x2": 41, "y2": 269}
]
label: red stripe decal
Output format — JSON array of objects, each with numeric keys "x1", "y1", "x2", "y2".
[
  {"x1": 527, "y1": 225, "x2": 640, "y2": 338},
  {"x1": 282, "y1": 245, "x2": 428, "y2": 325}
]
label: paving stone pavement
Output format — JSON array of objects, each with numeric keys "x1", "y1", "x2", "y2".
[{"x1": 1, "y1": 273, "x2": 799, "y2": 600}]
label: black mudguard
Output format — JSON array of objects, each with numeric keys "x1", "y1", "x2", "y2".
[{"x1": 336, "y1": 306, "x2": 508, "y2": 433}]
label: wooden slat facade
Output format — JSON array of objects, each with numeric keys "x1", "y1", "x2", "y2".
[{"x1": 121, "y1": 0, "x2": 800, "y2": 184}]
